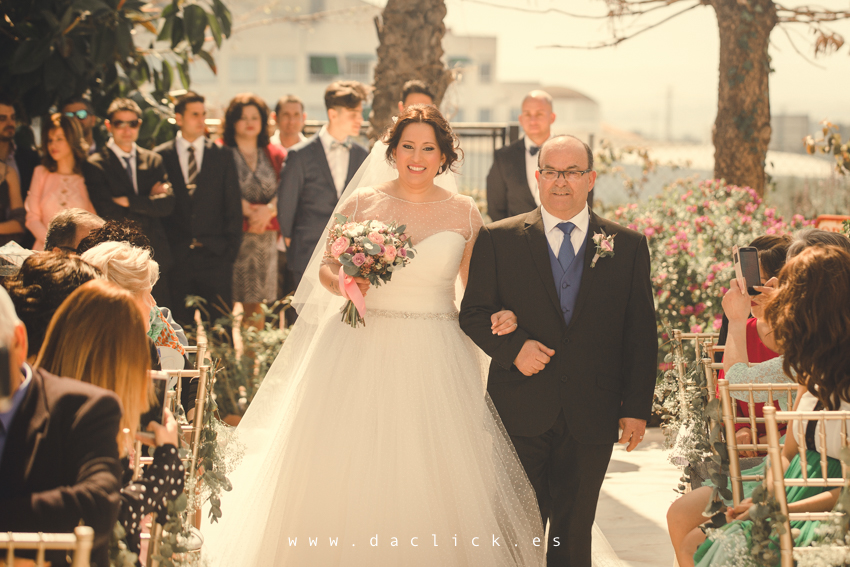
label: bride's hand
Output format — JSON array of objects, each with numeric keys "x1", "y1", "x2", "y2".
[
  {"x1": 353, "y1": 276, "x2": 371, "y2": 297},
  {"x1": 491, "y1": 310, "x2": 518, "y2": 335}
]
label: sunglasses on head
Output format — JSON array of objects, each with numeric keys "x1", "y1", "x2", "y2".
[
  {"x1": 64, "y1": 110, "x2": 89, "y2": 120},
  {"x1": 112, "y1": 119, "x2": 141, "y2": 129}
]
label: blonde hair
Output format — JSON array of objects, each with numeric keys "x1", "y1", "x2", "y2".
[
  {"x1": 35, "y1": 280, "x2": 151, "y2": 455},
  {"x1": 80, "y1": 241, "x2": 159, "y2": 294}
]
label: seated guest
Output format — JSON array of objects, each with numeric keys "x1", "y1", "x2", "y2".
[
  {"x1": 2, "y1": 252, "x2": 101, "y2": 362},
  {"x1": 84, "y1": 97, "x2": 174, "y2": 307},
  {"x1": 43, "y1": 207, "x2": 104, "y2": 252},
  {"x1": 0, "y1": 286, "x2": 122, "y2": 567},
  {"x1": 25, "y1": 113, "x2": 97, "y2": 250},
  {"x1": 787, "y1": 227, "x2": 850, "y2": 257},
  {"x1": 398, "y1": 79, "x2": 435, "y2": 112},
  {"x1": 36, "y1": 279, "x2": 185, "y2": 556},
  {"x1": 668, "y1": 245, "x2": 850, "y2": 566}
]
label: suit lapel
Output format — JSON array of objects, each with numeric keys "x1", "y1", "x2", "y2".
[
  {"x1": 565, "y1": 210, "x2": 601, "y2": 333},
  {"x1": 524, "y1": 208, "x2": 566, "y2": 329},
  {"x1": 510, "y1": 141, "x2": 537, "y2": 207},
  {"x1": 105, "y1": 149, "x2": 135, "y2": 196},
  {"x1": 310, "y1": 137, "x2": 337, "y2": 193},
  {"x1": 344, "y1": 145, "x2": 362, "y2": 186},
  {"x1": 163, "y1": 142, "x2": 187, "y2": 197},
  {"x1": 0, "y1": 370, "x2": 48, "y2": 486}
]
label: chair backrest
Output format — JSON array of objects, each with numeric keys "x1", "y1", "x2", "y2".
[
  {"x1": 0, "y1": 526, "x2": 94, "y2": 567},
  {"x1": 763, "y1": 405, "x2": 850, "y2": 567},
  {"x1": 670, "y1": 330, "x2": 719, "y2": 423},
  {"x1": 718, "y1": 379, "x2": 799, "y2": 505}
]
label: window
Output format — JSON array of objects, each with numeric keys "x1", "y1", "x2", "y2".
[
  {"x1": 310, "y1": 55, "x2": 339, "y2": 82},
  {"x1": 509, "y1": 107, "x2": 521, "y2": 121},
  {"x1": 479, "y1": 62, "x2": 492, "y2": 84},
  {"x1": 268, "y1": 57, "x2": 296, "y2": 84},
  {"x1": 230, "y1": 55, "x2": 258, "y2": 84},
  {"x1": 190, "y1": 60, "x2": 216, "y2": 84},
  {"x1": 448, "y1": 56, "x2": 472, "y2": 70},
  {"x1": 345, "y1": 55, "x2": 375, "y2": 81},
  {"x1": 478, "y1": 108, "x2": 492, "y2": 122}
]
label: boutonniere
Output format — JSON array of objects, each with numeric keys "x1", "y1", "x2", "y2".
[{"x1": 591, "y1": 230, "x2": 616, "y2": 268}]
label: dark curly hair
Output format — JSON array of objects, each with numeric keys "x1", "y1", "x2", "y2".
[
  {"x1": 76, "y1": 219, "x2": 152, "y2": 255},
  {"x1": 764, "y1": 245, "x2": 850, "y2": 410},
  {"x1": 3, "y1": 252, "x2": 102, "y2": 357},
  {"x1": 221, "y1": 93, "x2": 270, "y2": 148},
  {"x1": 382, "y1": 104, "x2": 461, "y2": 174}
]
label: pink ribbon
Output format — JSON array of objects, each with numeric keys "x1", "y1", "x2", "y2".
[{"x1": 338, "y1": 266, "x2": 366, "y2": 318}]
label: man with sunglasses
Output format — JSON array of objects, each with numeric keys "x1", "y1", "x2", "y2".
[
  {"x1": 60, "y1": 98, "x2": 98, "y2": 156},
  {"x1": 461, "y1": 135, "x2": 656, "y2": 567},
  {"x1": 84, "y1": 98, "x2": 175, "y2": 307}
]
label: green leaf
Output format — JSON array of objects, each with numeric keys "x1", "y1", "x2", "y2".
[
  {"x1": 72, "y1": 0, "x2": 111, "y2": 13},
  {"x1": 176, "y1": 60, "x2": 189, "y2": 89},
  {"x1": 212, "y1": 0, "x2": 232, "y2": 37},
  {"x1": 115, "y1": 19, "x2": 132, "y2": 61},
  {"x1": 161, "y1": 2, "x2": 177, "y2": 18},
  {"x1": 196, "y1": 49, "x2": 217, "y2": 74},
  {"x1": 343, "y1": 264, "x2": 360, "y2": 277},
  {"x1": 171, "y1": 16, "x2": 184, "y2": 49},
  {"x1": 334, "y1": 213, "x2": 349, "y2": 224},
  {"x1": 157, "y1": 15, "x2": 174, "y2": 42},
  {"x1": 206, "y1": 8, "x2": 223, "y2": 48},
  {"x1": 183, "y1": 4, "x2": 207, "y2": 54},
  {"x1": 161, "y1": 58, "x2": 173, "y2": 92},
  {"x1": 10, "y1": 38, "x2": 54, "y2": 74}
]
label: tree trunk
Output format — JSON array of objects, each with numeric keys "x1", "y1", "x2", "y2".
[
  {"x1": 369, "y1": 0, "x2": 453, "y2": 142},
  {"x1": 710, "y1": 0, "x2": 777, "y2": 197}
]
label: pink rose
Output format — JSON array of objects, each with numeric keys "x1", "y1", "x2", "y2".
[
  {"x1": 331, "y1": 237, "x2": 350, "y2": 258},
  {"x1": 368, "y1": 232, "x2": 385, "y2": 245},
  {"x1": 383, "y1": 245, "x2": 397, "y2": 262},
  {"x1": 398, "y1": 247, "x2": 407, "y2": 258},
  {"x1": 352, "y1": 253, "x2": 366, "y2": 267},
  {"x1": 601, "y1": 240, "x2": 613, "y2": 252}
]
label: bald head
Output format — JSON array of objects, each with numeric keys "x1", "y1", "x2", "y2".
[
  {"x1": 538, "y1": 135, "x2": 593, "y2": 170},
  {"x1": 522, "y1": 90, "x2": 553, "y2": 110}
]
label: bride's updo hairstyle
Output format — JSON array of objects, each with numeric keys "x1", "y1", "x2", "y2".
[
  {"x1": 764, "y1": 245, "x2": 850, "y2": 410},
  {"x1": 383, "y1": 104, "x2": 462, "y2": 174}
]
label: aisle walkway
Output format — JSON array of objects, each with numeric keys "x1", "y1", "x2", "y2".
[{"x1": 596, "y1": 427, "x2": 681, "y2": 567}]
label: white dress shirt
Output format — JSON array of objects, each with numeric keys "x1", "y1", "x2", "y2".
[
  {"x1": 318, "y1": 125, "x2": 350, "y2": 197},
  {"x1": 541, "y1": 204, "x2": 590, "y2": 259},
  {"x1": 107, "y1": 138, "x2": 138, "y2": 194},
  {"x1": 175, "y1": 131, "x2": 206, "y2": 185},
  {"x1": 524, "y1": 136, "x2": 550, "y2": 207},
  {"x1": 271, "y1": 130, "x2": 307, "y2": 150}
]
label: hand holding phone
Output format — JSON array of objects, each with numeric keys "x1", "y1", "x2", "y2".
[{"x1": 733, "y1": 245, "x2": 762, "y2": 296}]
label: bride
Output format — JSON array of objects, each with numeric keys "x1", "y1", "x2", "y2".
[{"x1": 202, "y1": 105, "x2": 620, "y2": 566}]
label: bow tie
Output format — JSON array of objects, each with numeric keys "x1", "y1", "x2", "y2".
[
  {"x1": 529, "y1": 145, "x2": 540, "y2": 156},
  {"x1": 331, "y1": 140, "x2": 352, "y2": 150}
]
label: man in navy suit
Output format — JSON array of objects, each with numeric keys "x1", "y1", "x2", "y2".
[{"x1": 278, "y1": 81, "x2": 369, "y2": 304}]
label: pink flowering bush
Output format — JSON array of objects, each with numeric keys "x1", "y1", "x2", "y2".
[{"x1": 609, "y1": 178, "x2": 812, "y2": 367}]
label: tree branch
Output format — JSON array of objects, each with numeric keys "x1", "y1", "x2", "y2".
[
  {"x1": 538, "y1": 2, "x2": 702, "y2": 49},
  {"x1": 775, "y1": 4, "x2": 850, "y2": 23},
  {"x1": 775, "y1": 24, "x2": 826, "y2": 68}
]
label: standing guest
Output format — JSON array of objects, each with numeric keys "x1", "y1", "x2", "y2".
[
  {"x1": 60, "y1": 97, "x2": 98, "y2": 156},
  {"x1": 43, "y1": 208, "x2": 104, "y2": 253},
  {"x1": 156, "y1": 92, "x2": 242, "y2": 326},
  {"x1": 2, "y1": 252, "x2": 102, "y2": 363},
  {"x1": 270, "y1": 95, "x2": 307, "y2": 150},
  {"x1": 36, "y1": 279, "x2": 185, "y2": 556},
  {"x1": 398, "y1": 79, "x2": 435, "y2": 113},
  {"x1": 278, "y1": 80, "x2": 368, "y2": 304},
  {"x1": 25, "y1": 113, "x2": 97, "y2": 250},
  {"x1": 221, "y1": 93, "x2": 285, "y2": 329},
  {"x1": 0, "y1": 94, "x2": 40, "y2": 205},
  {"x1": 0, "y1": 155, "x2": 25, "y2": 247},
  {"x1": 84, "y1": 97, "x2": 175, "y2": 307},
  {"x1": 486, "y1": 91, "x2": 593, "y2": 222},
  {"x1": 0, "y1": 286, "x2": 123, "y2": 567}
]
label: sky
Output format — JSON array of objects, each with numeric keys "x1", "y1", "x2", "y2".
[{"x1": 427, "y1": 0, "x2": 850, "y2": 142}]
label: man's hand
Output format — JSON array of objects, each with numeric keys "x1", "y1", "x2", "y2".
[
  {"x1": 726, "y1": 498, "x2": 753, "y2": 522},
  {"x1": 736, "y1": 427, "x2": 757, "y2": 458},
  {"x1": 150, "y1": 181, "x2": 170, "y2": 196},
  {"x1": 513, "y1": 340, "x2": 555, "y2": 376},
  {"x1": 112, "y1": 196, "x2": 130, "y2": 208},
  {"x1": 491, "y1": 310, "x2": 518, "y2": 335},
  {"x1": 618, "y1": 417, "x2": 647, "y2": 452}
]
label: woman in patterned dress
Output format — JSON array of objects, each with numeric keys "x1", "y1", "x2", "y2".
[{"x1": 221, "y1": 94, "x2": 285, "y2": 328}]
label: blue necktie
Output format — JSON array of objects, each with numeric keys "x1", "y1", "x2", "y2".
[{"x1": 557, "y1": 222, "x2": 576, "y2": 271}]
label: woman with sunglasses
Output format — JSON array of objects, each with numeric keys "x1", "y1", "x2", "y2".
[{"x1": 25, "y1": 113, "x2": 97, "y2": 250}]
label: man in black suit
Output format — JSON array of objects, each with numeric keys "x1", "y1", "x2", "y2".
[
  {"x1": 487, "y1": 91, "x2": 593, "y2": 222},
  {"x1": 84, "y1": 98, "x2": 175, "y2": 307},
  {"x1": 156, "y1": 92, "x2": 242, "y2": 325},
  {"x1": 278, "y1": 81, "x2": 369, "y2": 301},
  {"x1": 0, "y1": 287, "x2": 123, "y2": 567},
  {"x1": 460, "y1": 135, "x2": 657, "y2": 567}
]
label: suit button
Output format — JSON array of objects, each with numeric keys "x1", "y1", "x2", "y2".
[
  {"x1": 560, "y1": 374, "x2": 568, "y2": 383},
  {"x1": 561, "y1": 282, "x2": 568, "y2": 289},
  {"x1": 562, "y1": 336, "x2": 570, "y2": 344},
  {"x1": 561, "y1": 307, "x2": 567, "y2": 313}
]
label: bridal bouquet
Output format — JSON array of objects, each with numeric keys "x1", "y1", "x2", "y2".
[{"x1": 325, "y1": 213, "x2": 416, "y2": 327}]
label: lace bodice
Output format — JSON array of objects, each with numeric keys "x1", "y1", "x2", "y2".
[{"x1": 325, "y1": 187, "x2": 484, "y2": 313}]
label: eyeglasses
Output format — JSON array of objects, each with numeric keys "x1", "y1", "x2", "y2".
[
  {"x1": 64, "y1": 110, "x2": 89, "y2": 120},
  {"x1": 538, "y1": 168, "x2": 592, "y2": 182},
  {"x1": 112, "y1": 119, "x2": 141, "y2": 129}
]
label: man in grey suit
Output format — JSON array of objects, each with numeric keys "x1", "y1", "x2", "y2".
[
  {"x1": 487, "y1": 91, "x2": 593, "y2": 222},
  {"x1": 278, "y1": 81, "x2": 369, "y2": 309}
]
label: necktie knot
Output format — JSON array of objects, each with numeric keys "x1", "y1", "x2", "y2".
[
  {"x1": 331, "y1": 140, "x2": 351, "y2": 151},
  {"x1": 529, "y1": 145, "x2": 540, "y2": 156},
  {"x1": 558, "y1": 221, "x2": 576, "y2": 236}
]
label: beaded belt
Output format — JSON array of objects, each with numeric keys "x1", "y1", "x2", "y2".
[{"x1": 369, "y1": 309, "x2": 459, "y2": 321}]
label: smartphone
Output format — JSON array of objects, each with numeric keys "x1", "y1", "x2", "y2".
[{"x1": 733, "y1": 245, "x2": 761, "y2": 296}]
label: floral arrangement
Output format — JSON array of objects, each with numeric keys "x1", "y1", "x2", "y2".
[
  {"x1": 606, "y1": 178, "x2": 812, "y2": 369},
  {"x1": 326, "y1": 214, "x2": 416, "y2": 327},
  {"x1": 591, "y1": 230, "x2": 615, "y2": 267}
]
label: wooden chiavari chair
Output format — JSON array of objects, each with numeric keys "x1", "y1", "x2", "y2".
[
  {"x1": 718, "y1": 379, "x2": 798, "y2": 506},
  {"x1": 764, "y1": 406, "x2": 850, "y2": 567},
  {"x1": 0, "y1": 526, "x2": 94, "y2": 567}
]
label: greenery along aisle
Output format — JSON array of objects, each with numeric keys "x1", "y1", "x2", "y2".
[{"x1": 604, "y1": 177, "x2": 811, "y2": 371}]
